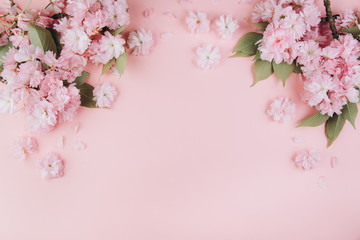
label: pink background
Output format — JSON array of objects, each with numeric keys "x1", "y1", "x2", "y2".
[{"x1": 1, "y1": 0, "x2": 360, "y2": 239}]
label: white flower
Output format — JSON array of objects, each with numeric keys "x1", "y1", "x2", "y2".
[
  {"x1": 62, "y1": 28, "x2": 91, "y2": 54},
  {"x1": 93, "y1": 82, "x2": 117, "y2": 108},
  {"x1": 128, "y1": 28, "x2": 154, "y2": 56},
  {"x1": 215, "y1": 14, "x2": 239, "y2": 39},
  {"x1": 194, "y1": 44, "x2": 221, "y2": 70},
  {"x1": 185, "y1": 10, "x2": 210, "y2": 33}
]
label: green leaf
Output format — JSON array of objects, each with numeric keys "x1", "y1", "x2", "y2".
[
  {"x1": 111, "y1": 25, "x2": 126, "y2": 36},
  {"x1": 74, "y1": 71, "x2": 89, "y2": 86},
  {"x1": 48, "y1": 28, "x2": 63, "y2": 57},
  {"x1": 0, "y1": 41, "x2": 12, "y2": 71},
  {"x1": 252, "y1": 22, "x2": 269, "y2": 31},
  {"x1": 101, "y1": 58, "x2": 115, "y2": 75},
  {"x1": 252, "y1": 59, "x2": 273, "y2": 86},
  {"x1": 341, "y1": 26, "x2": 360, "y2": 38},
  {"x1": 325, "y1": 114, "x2": 346, "y2": 147},
  {"x1": 115, "y1": 52, "x2": 127, "y2": 77},
  {"x1": 293, "y1": 64, "x2": 302, "y2": 74},
  {"x1": 342, "y1": 101, "x2": 358, "y2": 129},
  {"x1": 297, "y1": 112, "x2": 330, "y2": 127},
  {"x1": 234, "y1": 32, "x2": 263, "y2": 55},
  {"x1": 229, "y1": 51, "x2": 252, "y2": 58},
  {"x1": 28, "y1": 23, "x2": 57, "y2": 53},
  {"x1": 77, "y1": 83, "x2": 97, "y2": 108},
  {"x1": 252, "y1": 50, "x2": 261, "y2": 61},
  {"x1": 272, "y1": 61, "x2": 294, "y2": 86}
]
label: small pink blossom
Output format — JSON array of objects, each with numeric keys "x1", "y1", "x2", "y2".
[
  {"x1": 194, "y1": 44, "x2": 221, "y2": 70},
  {"x1": 144, "y1": 8, "x2": 155, "y2": 19},
  {"x1": 93, "y1": 82, "x2": 117, "y2": 108},
  {"x1": 185, "y1": 11, "x2": 210, "y2": 34},
  {"x1": 215, "y1": 15, "x2": 239, "y2": 39},
  {"x1": 267, "y1": 97, "x2": 296, "y2": 123},
  {"x1": 62, "y1": 28, "x2": 91, "y2": 54},
  {"x1": 295, "y1": 149, "x2": 320, "y2": 170},
  {"x1": 37, "y1": 153, "x2": 64, "y2": 180},
  {"x1": 128, "y1": 29, "x2": 154, "y2": 56},
  {"x1": 12, "y1": 137, "x2": 38, "y2": 160}
]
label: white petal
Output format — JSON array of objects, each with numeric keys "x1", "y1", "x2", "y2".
[
  {"x1": 143, "y1": 8, "x2": 154, "y2": 19},
  {"x1": 57, "y1": 136, "x2": 64, "y2": 149},
  {"x1": 179, "y1": 0, "x2": 192, "y2": 7},
  {"x1": 160, "y1": 32, "x2": 172, "y2": 39},
  {"x1": 72, "y1": 141, "x2": 87, "y2": 151},
  {"x1": 318, "y1": 176, "x2": 327, "y2": 189},
  {"x1": 292, "y1": 136, "x2": 304, "y2": 143},
  {"x1": 163, "y1": 12, "x2": 177, "y2": 19},
  {"x1": 73, "y1": 122, "x2": 80, "y2": 134}
]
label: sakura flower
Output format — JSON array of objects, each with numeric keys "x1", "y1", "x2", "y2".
[
  {"x1": 0, "y1": 90, "x2": 15, "y2": 114},
  {"x1": 89, "y1": 31, "x2": 125, "y2": 64},
  {"x1": 194, "y1": 44, "x2": 221, "y2": 70},
  {"x1": 26, "y1": 99, "x2": 58, "y2": 133},
  {"x1": 295, "y1": 150, "x2": 320, "y2": 170},
  {"x1": 93, "y1": 82, "x2": 117, "y2": 108},
  {"x1": 267, "y1": 97, "x2": 296, "y2": 123},
  {"x1": 37, "y1": 153, "x2": 64, "y2": 180},
  {"x1": 12, "y1": 137, "x2": 38, "y2": 160},
  {"x1": 215, "y1": 15, "x2": 239, "y2": 39},
  {"x1": 128, "y1": 29, "x2": 154, "y2": 56},
  {"x1": 62, "y1": 28, "x2": 91, "y2": 54},
  {"x1": 186, "y1": 11, "x2": 210, "y2": 34}
]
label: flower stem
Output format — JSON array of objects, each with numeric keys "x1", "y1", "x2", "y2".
[{"x1": 323, "y1": 0, "x2": 339, "y2": 39}]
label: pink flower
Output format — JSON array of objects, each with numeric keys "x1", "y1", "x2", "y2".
[
  {"x1": 61, "y1": 28, "x2": 91, "y2": 54},
  {"x1": 194, "y1": 44, "x2": 221, "y2": 70},
  {"x1": 93, "y1": 82, "x2": 117, "y2": 108},
  {"x1": 295, "y1": 150, "x2": 320, "y2": 170},
  {"x1": 128, "y1": 29, "x2": 154, "y2": 56},
  {"x1": 12, "y1": 137, "x2": 38, "y2": 160},
  {"x1": 267, "y1": 97, "x2": 296, "y2": 123},
  {"x1": 0, "y1": 90, "x2": 15, "y2": 114},
  {"x1": 26, "y1": 99, "x2": 58, "y2": 133},
  {"x1": 185, "y1": 10, "x2": 210, "y2": 33},
  {"x1": 89, "y1": 31, "x2": 125, "y2": 64},
  {"x1": 37, "y1": 153, "x2": 64, "y2": 179},
  {"x1": 215, "y1": 14, "x2": 239, "y2": 39}
]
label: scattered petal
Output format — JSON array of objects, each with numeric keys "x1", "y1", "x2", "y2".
[
  {"x1": 143, "y1": 8, "x2": 155, "y2": 19},
  {"x1": 73, "y1": 122, "x2": 80, "y2": 134},
  {"x1": 294, "y1": 149, "x2": 320, "y2": 170},
  {"x1": 292, "y1": 136, "x2": 304, "y2": 143},
  {"x1": 57, "y1": 136, "x2": 64, "y2": 149},
  {"x1": 318, "y1": 176, "x2": 327, "y2": 189},
  {"x1": 73, "y1": 140, "x2": 87, "y2": 151},
  {"x1": 163, "y1": 12, "x2": 177, "y2": 19},
  {"x1": 179, "y1": 0, "x2": 192, "y2": 7},
  {"x1": 331, "y1": 156, "x2": 338, "y2": 168},
  {"x1": 160, "y1": 32, "x2": 173, "y2": 39},
  {"x1": 238, "y1": 0, "x2": 253, "y2": 5}
]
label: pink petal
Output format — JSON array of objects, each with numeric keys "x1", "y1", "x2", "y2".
[
  {"x1": 179, "y1": 0, "x2": 192, "y2": 7},
  {"x1": 163, "y1": 12, "x2": 177, "y2": 19},
  {"x1": 317, "y1": 176, "x2": 327, "y2": 189},
  {"x1": 331, "y1": 156, "x2": 338, "y2": 168},
  {"x1": 143, "y1": 8, "x2": 155, "y2": 19},
  {"x1": 73, "y1": 122, "x2": 80, "y2": 134},
  {"x1": 57, "y1": 136, "x2": 64, "y2": 149},
  {"x1": 292, "y1": 136, "x2": 304, "y2": 143},
  {"x1": 72, "y1": 141, "x2": 87, "y2": 151},
  {"x1": 160, "y1": 32, "x2": 172, "y2": 39}
]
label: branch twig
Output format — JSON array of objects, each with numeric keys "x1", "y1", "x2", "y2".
[{"x1": 323, "y1": 0, "x2": 339, "y2": 39}]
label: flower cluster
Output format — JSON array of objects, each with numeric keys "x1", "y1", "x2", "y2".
[
  {"x1": 0, "y1": 0, "x2": 140, "y2": 133},
  {"x1": 253, "y1": 0, "x2": 322, "y2": 64}
]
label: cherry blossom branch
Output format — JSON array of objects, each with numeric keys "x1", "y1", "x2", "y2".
[{"x1": 323, "y1": 0, "x2": 339, "y2": 39}]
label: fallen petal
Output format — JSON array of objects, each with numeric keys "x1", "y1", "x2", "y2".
[
  {"x1": 318, "y1": 176, "x2": 327, "y2": 189},
  {"x1": 143, "y1": 8, "x2": 154, "y2": 19},
  {"x1": 179, "y1": 0, "x2": 192, "y2": 7},
  {"x1": 57, "y1": 136, "x2": 64, "y2": 149},
  {"x1": 331, "y1": 156, "x2": 338, "y2": 168},
  {"x1": 73, "y1": 122, "x2": 80, "y2": 134},
  {"x1": 72, "y1": 141, "x2": 87, "y2": 151},
  {"x1": 163, "y1": 12, "x2": 177, "y2": 19},
  {"x1": 292, "y1": 136, "x2": 304, "y2": 143},
  {"x1": 160, "y1": 32, "x2": 172, "y2": 39}
]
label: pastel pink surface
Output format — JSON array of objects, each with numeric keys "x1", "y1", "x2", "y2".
[{"x1": 1, "y1": 0, "x2": 360, "y2": 239}]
